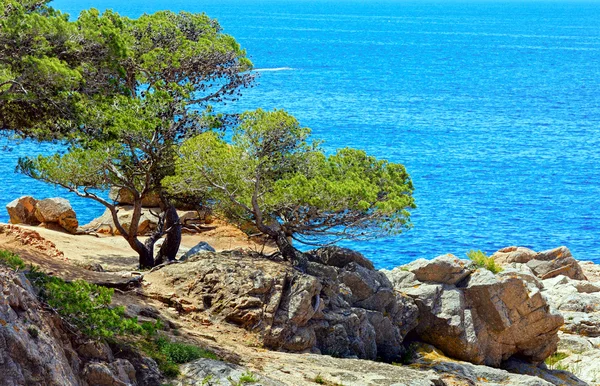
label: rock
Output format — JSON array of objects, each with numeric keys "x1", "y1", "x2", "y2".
[
  {"x1": 82, "y1": 206, "x2": 160, "y2": 235},
  {"x1": 77, "y1": 340, "x2": 114, "y2": 362},
  {"x1": 175, "y1": 358, "x2": 284, "y2": 386},
  {"x1": 580, "y1": 261, "x2": 600, "y2": 283},
  {"x1": 0, "y1": 265, "x2": 161, "y2": 386},
  {"x1": 493, "y1": 246, "x2": 587, "y2": 281},
  {"x1": 109, "y1": 187, "x2": 161, "y2": 207},
  {"x1": 83, "y1": 359, "x2": 137, "y2": 386},
  {"x1": 387, "y1": 267, "x2": 563, "y2": 367},
  {"x1": 0, "y1": 266, "x2": 83, "y2": 386},
  {"x1": 541, "y1": 275, "x2": 600, "y2": 337},
  {"x1": 6, "y1": 196, "x2": 39, "y2": 225},
  {"x1": 179, "y1": 241, "x2": 216, "y2": 261},
  {"x1": 502, "y1": 357, "x2": 588, "y2": 386},
  {"x1": 411, "y1": 343, "x2": 557, "y2": 386},
  {"x1": 403, "y1": 254, "x2": 473, "y2": 285},
  {"x1": 491, "y1": 246, "x2": 537, "y2": 264},
  {"x1": 108, "y1": 342, "x2": 162, "y2": 386},
  {"x1": 143, "y1": 250, "x2": 418, "y2": 362},
  {"x1": 558, "y1": 333, "x2": 594, "y2": 354},
  {"x1": 308, "y1": 246, "x2": 375, "y2": 270},
  {"x1": 33, "y1": 197, "x2": 79, "y2": 233},
  {"x1": 380, "y1": 268, "x2": 419, "y2": 288}
]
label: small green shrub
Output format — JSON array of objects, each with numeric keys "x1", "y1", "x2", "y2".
[
  {"x1": 545, "y1": 352, "x2": 569, "y2": 369},
  {"x1": 26, "y1": 270, "x2": 142, "y2": 339},
  {"x1": 156, "y1": 336, "x2": 218, "y2": 363},
  {"x1": 27, "y1": 326, "x2": 39, "y2": 339},
  {"x1": 228, "y1": 371, "x2": 259, "y2": 385},
  {"x1": 140, "y1": 336, "x2": 219, "y2": 379},
  {"x1": 0, "y1": 249, "x2": 26, "y2": 270},
  {"x1": 315, "y1": 374, "x2": 326, "y2": 384},
  {"x1": 466, "y1": 250, "x2": 502, "y2": 274}
]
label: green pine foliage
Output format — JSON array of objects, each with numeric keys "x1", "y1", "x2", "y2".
[
  {"x1": 165, "y1": 109, "x2": 415, "y2": 248},
  {"x1": 26, "y1": 270, "x2": 143, "y2": 338},
  {"x1": 466, "y1": 250, "x2": 502, "y2": 274}
]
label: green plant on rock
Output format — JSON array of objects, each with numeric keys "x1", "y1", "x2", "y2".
[
  {"x1": 0, "y1": 249, "x2": 26, "y2": 270},
  {"x1": 139, "y1": 335, "x2": 219, "y2": 378},
  {"x1": 545, "y1": 352, "x2": 569, "y2": 369},
  {"x1": 26, "y1": 270, "x2": 142, "y2": 338},
  {"x1": 228, "y1": 371, "x2": 259, "y2": 385},
  {"x1": 466, "y1": 250, "x2": 502, "y2": 274}
]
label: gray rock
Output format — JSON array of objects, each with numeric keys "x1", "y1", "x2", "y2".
[
  {"x1": 541, "y1": 275, "x2": 600, "y2": 337},
  {"x1": 309, "y1": 246, "x2": 375, "y2": 270},
  {"x1": 502, "y1": 358, "x2": 588, "y2": 386},
  {"x1": 412, "y1": 344, "x2": 556, "y2": 386},
  {"x1": 144, "y1": 250, "x2": 418, "y2": 362},
  {"x1": 381, "y1": 268, "x2": 419, "y2": 289},
  {"x1": 179, "y1": 241, "x2": 216, "y2": 261},
  {"x1": 558, "y1": 333, "x2": 594, "y2": 354},
  {"x1": 109, "y1": 187, "x2": 161, "y2": 207},
  {"x1": 404, "y1": 254, "x2": 473, "y2": 285},
  {"x1": 392, "y1": 267, "x2": 563, "y2": 367},
  {"x1": 494, "y1": 246, "x2": 587, "y2": 281},
  {"x1": 491, "y1": 246, "x2": 538, "y2": 265},
  {"x1": 175, "y1": 358, "x2": 284, "y2": 386}
]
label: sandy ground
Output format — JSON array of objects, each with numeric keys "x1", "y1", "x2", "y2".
[{"x1": 1, "y1": 221, "x2": 274, "y2": 272}]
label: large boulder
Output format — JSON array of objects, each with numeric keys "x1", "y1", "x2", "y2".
[
  {"x1": 6, "y1": 196, "x2": 40, "y2": 225},
  {"x1": 385, "y1": 258, "x2": 563, "y2": 367},
  {"x1": 143, "y1": 250, "x2": 418, "y2": 362},
  {"x1": 34, "y1": 197, "x2": 78, "y2": 234},
  {"x1": 493, "y1": 246, "x2": 587, "y2": 281},
  {"x1": 308, "y1": 246, "x2": 374, "y2": 270},
  {"x1": 82, "y1": 206, "x2": 160, "y2": 235},
  {"x1": 403, "y1": 254, "x2": 473, "y2": 285},
  {"x1": 108, "y1": 187, "x2": 162, "y2": 208},
  {"x1": 83, "y1": 206, "x2": 200, "y2": 236}
]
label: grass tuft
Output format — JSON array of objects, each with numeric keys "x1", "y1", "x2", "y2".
[
  {"x1": 0, "y1": 249, "x2": 26, "y2": 270},
  {"x1": 466, "y1": 249, "x2": 502, "y2": 274}
]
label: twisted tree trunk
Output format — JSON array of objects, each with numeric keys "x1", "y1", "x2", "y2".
[{"x1": 154, "y1": 204, "x2": 181, "y2": 265}]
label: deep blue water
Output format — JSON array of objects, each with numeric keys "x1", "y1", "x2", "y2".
[{"x1": 2, "y1": 0, "x2": 600, "y2": 268}]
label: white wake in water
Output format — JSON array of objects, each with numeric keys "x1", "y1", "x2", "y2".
[{"x1": 253, "y1": 67, "x2": 294, "y2": 72}]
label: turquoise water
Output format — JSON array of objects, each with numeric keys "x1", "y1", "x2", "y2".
[{"x1": 2, "y1": 1, "x2": 600, "y2": 268}]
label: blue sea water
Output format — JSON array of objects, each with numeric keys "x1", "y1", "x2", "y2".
[{"x1": 2, "y1": 0, "x2": 600, "y2": 268}]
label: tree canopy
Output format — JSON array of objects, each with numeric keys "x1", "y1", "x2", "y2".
[
  {"x1": 164, "y1": 109, "x2": 415, "y2": 263},
  {"x1": 14, "y1": 2, "x2": 254, "y2": 268}
]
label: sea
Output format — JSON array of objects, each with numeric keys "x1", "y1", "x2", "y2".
[{"x1": 1, "y1": 0, "x2": 599, "y2": 269}]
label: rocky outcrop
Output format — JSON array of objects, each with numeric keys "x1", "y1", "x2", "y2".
[
  {"x1": 82, "y1": 206, "x2": 160, "y2": 235},
  {"x1": 493, "y1": 246, "x2": 587, "y2": 281},
  {"x1": 143, "y1": 248, "x2": 418, "y2": 362},
  {"x1": 175, "y1": 358, "x2": 284, "y2": 386},
  {"x1": 0, "y1": 265, "x2": 160, "y2": 386},
  {"x1": 34, "y1": 197, "x2": 79, "y2": 234},
  {"x1": 384, "y1": 254, "x2": 563, "y2": 367},
  {"x1": 82, "y1": 207, "x2": 201, "y2": 236},
  {"x1": 6, "y1": 196, "x2": 40, "y2": 226},
  {"x1": 542, "y1": 275, "x2": 600, "y2": 337},
  {"x1": 109, "y1": 187, "x2": 162, "y2": 208},
  {"x1": 5, "y1": 196, "x2": 78, "y2": 233}
]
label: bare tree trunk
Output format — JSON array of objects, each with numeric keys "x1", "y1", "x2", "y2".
[
  {"x1": 274, "y1": 231, "x2": 307, "y2": 271},
  {"x1": 125, "y1": 237, "x2": 154, "y2": 269},
  {"x1": 155, "y1": 205, "x2": 181, "y2": 265}
]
